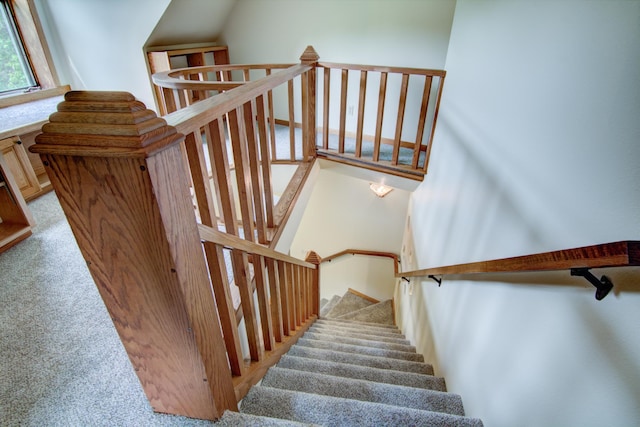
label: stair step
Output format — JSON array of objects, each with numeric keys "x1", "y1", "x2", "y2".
[
  {"x1": 297, "y1": 338, "x2": 424, "y2": 362},
  {"x1": 277, "y1": 355, "x2": 447, "y2": 391},
  {"x1": 309, "y1": 325, "x2": 411, "y2": 345},
  {"x1": 262, "y1": 366, "x2": 465, "y2": 415},
  {"x1": 241, "y1": 387, "x2": 483, "y2": 427},
  {"x1": 216, "y1": 410, "x2": 316, "y2": 426},
  {"x1": 287, "y1": 345, "x2": 434, "y2": 375},
  {"x1": 336, "y1": 299, "x2": 395, "y2": 325},
  {"x1": 303, "y1": 331, "x2": 416, "y2": 353},
  {"x1": 319, "y1": 295, "x2": 341, "y2": 318},
  {"x1": 314, "y1": 321, "x2": 404, "y2": 339},
  {"x1": 324, "y1": 291, "x2": 374, "y2": 318},
  {"x1": 318, "y1": 317, "x2": 401, "y2": 330}
]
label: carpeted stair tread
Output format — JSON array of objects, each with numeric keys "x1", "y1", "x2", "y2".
[
  {"x1": 314, "y1": 321, "x2": 404, "y2": 339},
  {"x1": 319, "y1": 295, "x2": 341, "y2": 318},
  {"x1": 324, "y1": 292, "x2": 374, "y2": 319},
  {"x1": 287, "y1": 345, "x2": 434, "y2": 375},
  {"x1": 277, "y1": 355, "x2": 447, "y2": 391},
  {"x1": 309, "y1": 324, "x2": 410, "y2": 345},
  {"x1": 303, "y1": 331, "x2": 416, "y2": 353},
  {"x1": 261, "y1": 367, "x2": 465, "y2": 415},
  {"x1": 297, "y1": 337, "x2": 424, "y2": 362},
  {"x1": 241, "y1": 387, "x2": 484, "y2": 427},
  {"x1": 318, "y1": 318, "x2": 402, "y2": 334},
  {"x1": 215, "y1": 410, "x2": 317, "y2": 426},
  {"x1": 336, "y1": 300, "x2": 395, "y2": 325}
]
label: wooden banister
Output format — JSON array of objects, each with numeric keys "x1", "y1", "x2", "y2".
[
  {"x1": 321, "y1": 249, "x2": 400, "y2": 276},
  {"x1": 31, "y1": 91, "x2": 237, "y2": 419},
  {"x1": 398, "y1": 241, "x2": 640, "y2": 300}
]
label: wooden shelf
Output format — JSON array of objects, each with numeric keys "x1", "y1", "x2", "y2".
[
  {"x1": 0, "y1": 148, "x2": 34, "y2": 254},
  {"x1": 146, "y1": 44, "x2": 229, "y2": 115}
]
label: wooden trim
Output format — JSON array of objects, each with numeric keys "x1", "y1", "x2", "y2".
[
  {"x1": 0, "y1": 85, "x2": 69, "y2": 109},
  {"x1": 399, "y1": 241, "x2": 640, "y2": 278},
  {"x1": 347, "y1": 288, "x2": 380, "y2": 304}
]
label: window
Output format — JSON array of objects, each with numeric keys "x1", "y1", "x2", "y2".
[{"x1": 0, "y1": 0, "x2": 38, "y2": 94}]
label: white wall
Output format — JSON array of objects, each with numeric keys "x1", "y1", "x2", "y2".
[
  {"x1": 221, "y1": 0, "x2": 455, "y2": 67},
  {"x1": 397, "y1": 1, "x2": 640, "y2": 426},
  {"x1": 34, "y1": 0, "x2": 170, "y2": 109},
  {"x1": 290, "y1": 162, "x2": 412, "y2": 301}
]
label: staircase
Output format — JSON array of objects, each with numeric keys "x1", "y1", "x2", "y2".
[{"x1": 214, "y1": 290, "x2": 483, "y2": 426}]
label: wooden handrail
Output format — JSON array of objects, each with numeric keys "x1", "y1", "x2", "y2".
[
  {"x1": 320, "y1": 249, "x2": 400, "y2": 276},
  {"x1": 398, "y1": 241, "x2": 639, "y2": 277},
  {"x1": 163, "y1": 63, "x2": 312, "y2": 135},
  {"x1": 319, "y1": 61, "x2": 446, "y2": 77},
  {"x1": 198, "y1": 223, "x2": 316, "y2": 269}
]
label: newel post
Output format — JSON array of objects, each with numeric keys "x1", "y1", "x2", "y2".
[
  {"x1": 305, "y1": 251, "x2": 322, "y2": 315},
  {"x1": 31, "y1": 91, "x2": 237, "y2": 419},
  {"x1": 300, "y1": 46, "x2": 319, "y2": 161}
]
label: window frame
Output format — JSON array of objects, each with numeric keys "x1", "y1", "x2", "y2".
[{"x1": 0, "y1": 0, "x2": 61, "y2": 107}]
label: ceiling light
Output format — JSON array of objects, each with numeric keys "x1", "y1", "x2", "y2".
[{"x1": 369, "y1": 183, "x2": 393, "y2": 198}]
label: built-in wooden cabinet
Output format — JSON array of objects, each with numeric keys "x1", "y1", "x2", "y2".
[
  {"x1": 0, "y1": 147, "x2": 34, "y2": 254},
  {"x1": 146, "y1": 43, "x2": 229, "y2": 115},
  {"x1": 0, "y1": 136, "x2": 42, "y2": 200}
]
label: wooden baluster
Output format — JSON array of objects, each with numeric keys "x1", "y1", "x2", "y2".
[
  {"x1": 355, "y1": 70, "x2": 367, "y2": 158},
  {"x1": 183, "y1": 129, "x2": 244, "y2": 376},
  {"x1": 423, "y1": 75, "x2": 446, "y2": 173},
  {"x1": 162, "y1": 87, "x2": 177, "y2": 114},
  {"x1": 322, "y1": 66, "x2": 330, "y2": 149},
  {"x1": 228, "y1": 108, "x2": 256, "y2": 242},
  {"x1": 277, "y1": 260, "x2": 291, "y2": 336},
  {"x1": 31, "y1": 91, "x2": 236, "y2": 419},
  {"x1": 208, "y1": 116, "x2": 262, "y2": 361},
  {"x1": 287, "y1": 79, "x2": 295, "y2": 160},
  {"x1": 287, "y1": 262, "x2": 297, "y2": 330},
  {"x1": 339, "y1": 69, "x2": 348, "y2": 153},
  {"x1": 253, "y1": 254, "x2": 275, "y2": 351},
  {"x1": 300, "y1": 265, "x2": 307, "y2": 321},
  {"x1": 242, "y1": 101, "x2": 267, "y2": 244},
  {"x1": 300, "y1": 46, "x2": 319, "y2": 161},
  {"x1": 265, "y1": 69, "x2": 277, "y2": 161},
  {"x1": 392, "y1": 73, "x2": 409, "y2": 165},
  {"x1": 256, "y1": 94, "x2": 275, "y2": 229},
  {"x1": 412, "y1": 76, "x2": 433, "y2": 169},
  {"x1": 183, "y1": 131, "x2": 216, "y2": 225},
  {"x1": 373, "y1": 72, "x2": 388, "y2": 162},
  {"x1": 266, "y1": 258, "x2": 283, "y2": 342}
]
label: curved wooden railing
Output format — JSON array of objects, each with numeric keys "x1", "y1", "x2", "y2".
[
  {"x1": 398, "y1": 240, "x2": 640, "y2": 300},
  {"x1": 151, "y1": 49, "x2": 446, "y2": 180},
  {"x1": 321, "y1": 248, "x2": 400, "y2": 276}
]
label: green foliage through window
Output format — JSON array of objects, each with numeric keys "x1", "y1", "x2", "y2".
[{"x1": 0, "y1": 1, "x2": 36, "y2": 93}]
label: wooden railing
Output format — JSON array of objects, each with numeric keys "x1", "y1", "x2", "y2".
[
  {"x1": 321, "y1": 248, "x2": 400, "y2": 276},
  {"x1": 398, "y1": 241, "x2": 640, "y2": 300},
  {"x1": 31, "y1": 86, "x2": 320, "y2": 419},
  {"x1": 151, "y1": 47, "x2": 446, "y2": 180},
  {"x1": 158, "y1": 48, "x2": 319, "y2": 248},
  {"x1": 315, "y1": 62, "x2": 445, "y2": 180}
]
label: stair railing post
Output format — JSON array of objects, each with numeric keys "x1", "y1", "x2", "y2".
[
  {"x1": 300, "y1": 46, "x2": 319, "y2": 161},
  {"x1": 305, "y1": 251, "x2": 322, "y2": 315},
  {"x1": 31, "y1": 91, "x2": 237, "y2": 420}
]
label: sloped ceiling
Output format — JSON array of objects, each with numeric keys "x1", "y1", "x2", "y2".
[{"x1": 145, "y1": 0, "x2": 236, "y2": 47}]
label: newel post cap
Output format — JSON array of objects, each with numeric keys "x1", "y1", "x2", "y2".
[
  {"x1": 300, "y1": 46, "x2": 320, "y2": 65},
  {"x1": 31, "y1": 91, "x2": 184, "y2": 158}
]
